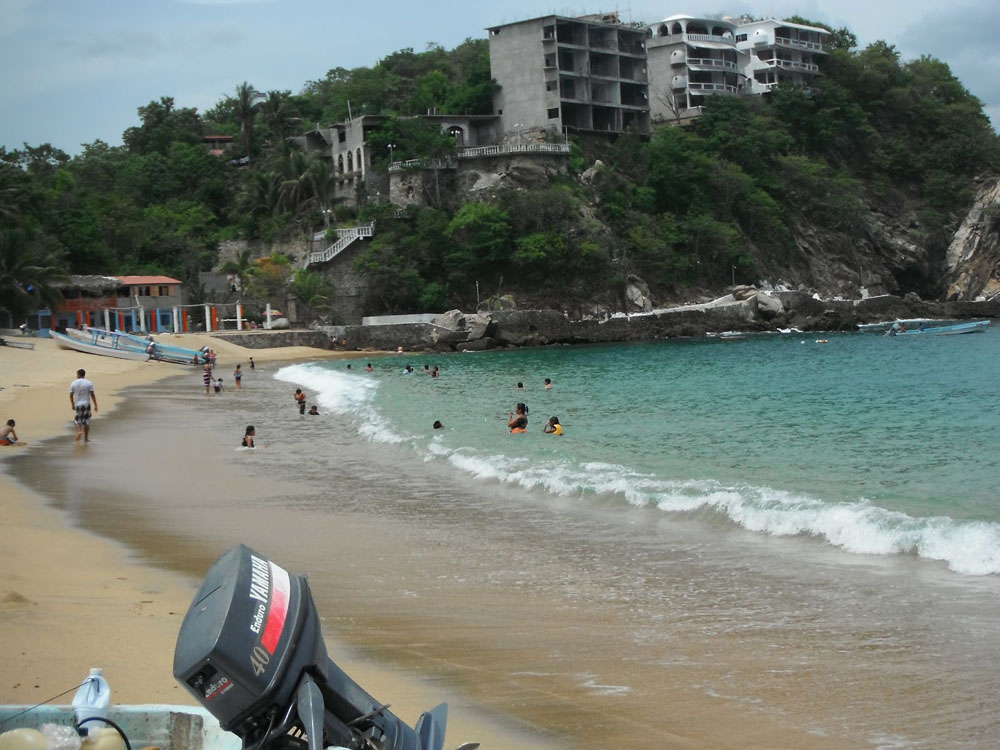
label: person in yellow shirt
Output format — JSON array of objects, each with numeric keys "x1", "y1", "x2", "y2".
[{"x1": 543, "y1": 416, "x2": 563, "y2": 435}]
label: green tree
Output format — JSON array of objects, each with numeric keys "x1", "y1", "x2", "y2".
[
  {"x1": 233, "y1": 82, "x2": 263, "y2": 159},
  {"x1": 290, "y1": 269, "x2": 335, "y2": 321},
  {"x1": 0, "y1": 228, "x2": 65, "y2": 318}
]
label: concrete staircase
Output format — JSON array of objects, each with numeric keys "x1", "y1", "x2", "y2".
[{"x1": 307, "y1": 222, "x2": 374, "y2": 266}]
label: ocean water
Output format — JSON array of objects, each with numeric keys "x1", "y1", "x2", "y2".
[{"x1": 278, "y1": 327, "x2": 1000, "y2": 576}]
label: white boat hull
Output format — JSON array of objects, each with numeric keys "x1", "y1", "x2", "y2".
[{"x1": 51, "y1": 331, "x2": 151, "y2": 361}]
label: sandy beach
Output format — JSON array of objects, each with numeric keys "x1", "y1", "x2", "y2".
[
  {"x1": 0, "y1": 335, "x2": 343, "y2": 702},
  {"x1": 0, "y1": 337, "x2": 508, "y2": 742}
]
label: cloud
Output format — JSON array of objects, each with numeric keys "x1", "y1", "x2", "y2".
[
  {"x1": 898, "y1": 2, "x2": 1000, "y2": 58},
  {"x1": 0, "y1": 0, "x2": 39, "y2": 39},
  {"x1": 178, "y1": 0, "x2": 271, "y2": 5}
]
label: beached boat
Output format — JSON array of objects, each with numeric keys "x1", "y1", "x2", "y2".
[
  {"x1": 51, "y1": 330, "x2": 151, "y2": 361},
  {"x1": 81, "y1": 327, "x2": 207, "y2": 365},
  {"x1": 885, "y1": 320, "x2": 990, "y2": 336}
]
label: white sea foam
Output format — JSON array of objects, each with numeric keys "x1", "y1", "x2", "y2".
[
  {"x1": 440, "y1": 444, "x2": 1000, "y2": 575},
  {"x1": 274, "y1": 363, "x2": 408, "y2": 444},
  {"x1": 278, "y1": 363, "x2": 1000, "y2": 575}
]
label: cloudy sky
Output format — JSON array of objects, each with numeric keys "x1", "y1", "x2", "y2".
[{"x1": 1, "y1": 0, "x2": 996, "y2": 155}]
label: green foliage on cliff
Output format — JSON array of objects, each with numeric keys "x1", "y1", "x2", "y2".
[{"x1": 1, "y1": 29, "x2": 997, "y2": 318}]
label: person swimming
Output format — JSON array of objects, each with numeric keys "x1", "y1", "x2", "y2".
[
  {"x1": 543, "y1": 416, "x2": 563, "y2": 435},
  {"x1": 241, "y1": 425, "x2": 256, "y2": 448},
  {"x1": 508, "y1": 402, "x2": 528, "y2": 433}
]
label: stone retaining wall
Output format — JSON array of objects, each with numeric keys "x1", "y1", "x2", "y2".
[{"x1": 209, "y1": 330, "x2": 332, "y2": 349}]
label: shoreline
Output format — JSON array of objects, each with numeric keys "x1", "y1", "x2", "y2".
[
  {"x1": 0, "y1": 337, "x2": 559, "y2": 749},
  {"x1": 0, "y1": 336, "x2": 345, "y2": 705}
]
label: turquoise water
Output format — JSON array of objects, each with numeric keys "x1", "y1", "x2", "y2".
[{"x1": 278, "y1": 326, "x2": 1000, "y2": 575}]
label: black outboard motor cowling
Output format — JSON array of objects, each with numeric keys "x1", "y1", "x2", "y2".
[{"x1": 174, "y1": 544, "x2": 447, "y2": 750}]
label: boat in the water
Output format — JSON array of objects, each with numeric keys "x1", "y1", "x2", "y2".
[
  {"x1": 51, "y1": 329, "x2": 151, "y2": 361},
  {"x1": 884, "y1": 319, "x2": 990, "y2": 336},
  {"x1": 859, "y1": 318, "x2": 958, "y2": 332}
]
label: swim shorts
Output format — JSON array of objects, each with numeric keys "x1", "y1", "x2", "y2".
[{"x1": 74, "y1": 405, "x2": 92, "y2": 425}]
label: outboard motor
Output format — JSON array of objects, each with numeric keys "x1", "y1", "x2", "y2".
[{"x1": 174, "y1": 545, "x2": 449, "y2": 750}]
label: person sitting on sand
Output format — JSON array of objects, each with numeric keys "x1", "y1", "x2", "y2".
[
  {"x1": 308, "y1": 405, "x2": 320, "y2": 415},
  {"x1": 508, "y1": 403, "x2": 528, "y2": 433},
  {"x1": 543, "y1": 416, "x2": 563, "y2": 435},
  {"x1": 0, "y1": 419, "x2": 19, "y2": 445},
  {"x1": 241, "y1": 425, "x2": 255, "y2": 448}
]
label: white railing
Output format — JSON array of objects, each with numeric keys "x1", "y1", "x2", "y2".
[
  {"x1": 389, "y1": 143, "x2": 571, "y2": 171},
  {"x1": 686, "y1": 57, "x2": 738, "y2": 71},
  {"x1": 685, "y1": 33, "x2": 735, "y2": 45},
  {"x1": 764, "y1": 58, "x2": 820, "y2": 73},
  {"x1": 308, "y1": 222, "x2": 374, "y2": 265},
  {"x1": 460, "y1": 143, "x2": 571, "y2": 158},
  {"x1": 775, "y1": 36, "x2": 825, "y2": 52},
  {"x1": 688, "y1": 82, "x2": 738, "y2": 93}
]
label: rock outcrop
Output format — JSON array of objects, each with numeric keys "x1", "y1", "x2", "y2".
[{"x1": 944, "y1": 176, "x2": 1000, "y2": 301}]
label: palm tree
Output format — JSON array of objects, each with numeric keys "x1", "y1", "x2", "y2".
[
  {"x1": 290, "y1": 269, "x2": 335, "y2": 322},
  {"x1": 234, "y1": 82, "x2": 263, "y2": 160},
  {"x1": 259, "y1": 90, "x2": 300, "y2": 143},
  {"x1": 0, "y1": 229, "x2": 65, "y2": 319}
]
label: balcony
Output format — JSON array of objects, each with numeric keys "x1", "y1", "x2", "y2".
[
  {"x1": 688, "y1": 82, "x2": 738, "y2": 94},
  {"x1": 775, "y1": 36, "x2": 826, "y2": 53},
  {"x1": 686, "y1": 57, "x2": 737, "y2": 72},
  {"x1": 758, "y1": 58, "x2": 821, "y2": 73}
]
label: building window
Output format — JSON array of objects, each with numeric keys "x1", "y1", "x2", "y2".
[
  {"x1": 158, "y1": 286, "x2": 169, "y2": 296},
  {"x1": 736, "y1": 33, "x2": 748, "y2": 42},
  {"x1": 547, "y1": 107, "x2": 560, "y2": 119}
]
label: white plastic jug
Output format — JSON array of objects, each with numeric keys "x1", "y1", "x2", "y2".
[{"x1": 71, "y1": 668, "x2": 111, "y2": 737}]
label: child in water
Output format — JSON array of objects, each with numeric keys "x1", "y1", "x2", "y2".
[
  {"x1": 543, "y1": 416, "x2": 563, "y2": 435},
  {"x1": 241, "y1": 425, "x2": 256, "y2": 448}
]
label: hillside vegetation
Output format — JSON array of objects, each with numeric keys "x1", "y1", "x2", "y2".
[{"x1": 2, "y1": 24, "x2": 998, "y2": 320}]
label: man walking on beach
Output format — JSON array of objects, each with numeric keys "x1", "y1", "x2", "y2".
[{"x1": 69, "y1": 368, "x2": 98, "y2": 442}]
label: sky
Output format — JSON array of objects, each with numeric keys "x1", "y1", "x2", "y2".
[{"x1": 1, "y1": 0, "x2": 997, "y2": 156}]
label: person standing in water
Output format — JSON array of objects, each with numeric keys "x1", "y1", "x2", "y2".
[
  {"x1": 69, "y1": 368, "x2": 98, "y2": 442},
  {"x1": 241, "y1": 425, "x2": 256, "y2": 448},
  {"x1": 233, "y1": 363, "x2": 243, "y2": 389},
  {"x1": 508, "y1": 402, "x2": 528, "y2": 433},
  {"x1": 294, "y1": 388, "x2": 306, "y2": 414}
]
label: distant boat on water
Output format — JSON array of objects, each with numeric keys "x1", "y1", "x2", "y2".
[{"x1": 884, "y1": 320, "x2": 990, "y2": 336}]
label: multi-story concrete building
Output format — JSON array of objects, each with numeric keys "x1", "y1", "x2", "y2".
[
  {"x1": 487, "y1": 13, "x2": 651, "y2": 137},
  {"x1": 647, "y1": 14, "x2": 741, "y2": 123},
  {"x1": 488, "y1": 11, "x2": 829, "y2": 133},
  {"x1": 735, "y1": 19, "x2": 829, "y2": 94}
]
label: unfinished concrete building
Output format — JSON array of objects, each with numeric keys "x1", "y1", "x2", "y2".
[{"x1": 488, "y1": 13, "x2": 651, "y2": 137}]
